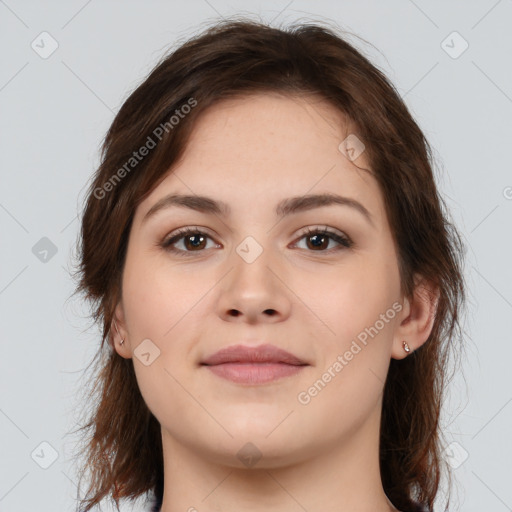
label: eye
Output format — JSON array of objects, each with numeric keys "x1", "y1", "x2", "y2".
[
  {"x1": 292, "y1": 226, "x2": 353, "y2": 252},
  {"x1": 160, "y1": 227, "x2": 219, "y2": 256},
  {"x1": 160, "y1": 225, "x2": 353, "y2": 257}
]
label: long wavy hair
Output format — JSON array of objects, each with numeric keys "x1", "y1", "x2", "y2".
[{"x1": 68, "y1": 17, "x2": 466, "y2": 512}]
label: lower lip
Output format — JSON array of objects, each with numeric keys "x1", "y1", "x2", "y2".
[{"x1": 203, "y1": 362, "x2": 307, "y2": 384}]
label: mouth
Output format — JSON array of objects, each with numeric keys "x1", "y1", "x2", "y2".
[{"x1": 200, "y1": 343, "x2": 309, "y2": 385}]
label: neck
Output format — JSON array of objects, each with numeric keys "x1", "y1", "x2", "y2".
[{"x1": 158, "y1": 404, "x2": 398, "y2": 512}]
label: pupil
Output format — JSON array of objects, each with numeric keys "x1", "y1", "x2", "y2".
[
  {"x1": 310, "y1": 234, "x2": 327, "y2": 249},
  {"x1": 189, "y1": 235, "x2": 204, "y2": 248}
]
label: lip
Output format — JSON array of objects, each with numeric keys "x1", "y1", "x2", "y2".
[
  {"x1": 201, "y1": 344, "x2": 309, "y2": 384},
  {"x1": 201, "y1": 344, "x2": 307, "y2": 365}
]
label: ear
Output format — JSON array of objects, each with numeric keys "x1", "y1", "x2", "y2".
[
  {"x1": 391, "y1": 274, "x2": 439, "y2": 360},
  {"x1": 110, "y1": 301, "x2": 132, "y2": 359}
]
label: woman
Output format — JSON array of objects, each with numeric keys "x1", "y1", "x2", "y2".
[{"x1": 70, "y1": 18, "x2": 466, "y2": 512}]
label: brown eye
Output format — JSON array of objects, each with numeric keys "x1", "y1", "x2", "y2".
[
  {"x1": 161, "y1": 228, "x2": 218, "y2": 256},
  {"x1": 305, "y1": 233, "x2": 330, "y2": 251},
  {"x1": 182, "y1": 233, "x2": 207, "y2": 251},
  {"x1": 294, "y1": 227, "x2": 352, "y2": 252}
]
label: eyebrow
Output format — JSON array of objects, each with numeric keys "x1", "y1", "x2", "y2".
[{"x1": 142, "y1": 192, "x2": 374, "y2": 227}]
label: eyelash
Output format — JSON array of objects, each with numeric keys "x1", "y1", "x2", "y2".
[{"x1": 160, "y1": 225, "x2": 353, "y2": 257}]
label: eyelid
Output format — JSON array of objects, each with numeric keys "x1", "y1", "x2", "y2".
[
  {"x1": 163, "y1": 225, "x2": 216, "y2": 240},
  {"x1": 294, "y1": 225, "x2": 347, "y2": 240}
]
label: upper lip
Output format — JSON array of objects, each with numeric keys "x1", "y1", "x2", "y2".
[{"x1": 201, "y1": 344, "x2": 308, "y2": 366}]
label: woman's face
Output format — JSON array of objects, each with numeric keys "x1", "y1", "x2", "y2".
[{"x1": 114, "y1": 93, "x2": 408, "y2": 467}]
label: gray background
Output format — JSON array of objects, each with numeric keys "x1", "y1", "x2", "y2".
[{"x1": 1, "y1": 1, "x2": 511, "y2": 511}]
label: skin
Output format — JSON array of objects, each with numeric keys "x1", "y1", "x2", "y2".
[{"x1": 112, "y1": 93, "x2": 438, "y2": 512}]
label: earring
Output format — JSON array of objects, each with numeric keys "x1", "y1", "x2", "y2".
[
  {"x1": 113, "y1": 319, "x2": 125, "y2": 345},
  {"x1": 402, "y1": 341, "x2": 410, "y2": 353}
]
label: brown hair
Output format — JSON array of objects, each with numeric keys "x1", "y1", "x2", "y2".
[{"x1": 69, "y1": 17, "x2": 466, "y2": 512}]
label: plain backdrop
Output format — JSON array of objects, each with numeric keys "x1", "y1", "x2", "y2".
[{"x1": 1, "y1": 1, "x2": 511, "y2": 511}]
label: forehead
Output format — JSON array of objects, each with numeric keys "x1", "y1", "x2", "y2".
[
  {"x1": 135, "y1": 93, "x2": 385, "y2": 228},
  {"x1": 182, "y1": 92, "x2": 359, "y2": 164}
]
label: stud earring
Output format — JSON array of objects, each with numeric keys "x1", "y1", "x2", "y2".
[
  {"x1": 403, "y1": 340, "x2": 410, "y2": 353},
  {"x1": 113, "y1": 319, "x2": 125, "y2": 345}
]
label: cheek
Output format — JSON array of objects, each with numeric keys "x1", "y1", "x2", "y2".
[
  {"x1": 307, "y1": 261, "x2": 395, "y2": 341},
  {"x1": 121, "y1": 248, "x2": 204, "y2": 341},
  {"x1": 121, "y1": 251, "x2": 207, "y2": 425},
  {"x1": 300, "y1": 259, "x2": 400, "y2": 395},
  {"x1": 295, "y1": 263, "x2": 398, "y2": 426}
]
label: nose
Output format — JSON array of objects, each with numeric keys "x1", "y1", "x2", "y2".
[{"x1": 215, "y1": 245, "x2": 292, "y2": 324}]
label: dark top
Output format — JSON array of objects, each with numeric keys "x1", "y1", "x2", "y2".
[{"x1": 149, "y1": 495, "x2": 161, "y2": 512}]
